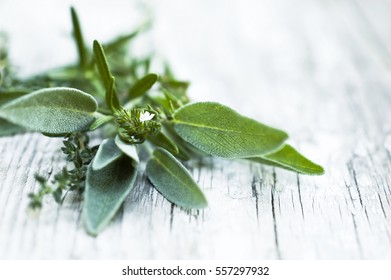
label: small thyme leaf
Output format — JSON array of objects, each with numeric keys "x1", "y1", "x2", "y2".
[
  {"x1": 116, "y1": 107, "x2": 161, "y2": 144},
  {"x1": 0, "y1": 87, "x2": 98, "y2": 134},
  {"x1": 146, "y1": 148, "x2": 207, "y2": 209}
]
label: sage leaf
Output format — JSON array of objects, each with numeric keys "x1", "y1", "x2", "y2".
[
  {"x1": 115, "y1": 135, "x2": 139, "y2": 166},
  {"x1": 147, "y1": 131, "x2": 179, "y2": 155},
  {"x1": 129, "y1": 73, "x2": 158, "y2": 100},
  {"x1": 83, "y1": 140, "x2": 138, "y2": 236},
  {"x1": 93, "y1": 40, "x2": 120, "y2": 107},
  {"x1": 0, "y1": 118, "x2": 25, "y2": 136},
  {"x1": 91, "y1": 138, "x2": 122, "y2": 170},
  {"x1": 146, "y1": 148, "x2": 207, "y2": 209},
  {"x1": 93, "y1": 40, "x2": 112, "y2": 87},
  {"x1": 106, "y1": 76, "x2": 121, "y2": 112},
  {"x1": 0, "y1": 87, "x2": 97, "y2": 134},
  {"x1": 173, "y1": 102, "x2": 288, "y2": 158},
  {"x1": 89, "y1": 113, "x2": 113, "y2": 131},
  {"x1": 250, "y1": 144, "x2": 324, "y2": 175},
  {"x1": 163, "y1": 124, "x2": 194, "y2": 160}
]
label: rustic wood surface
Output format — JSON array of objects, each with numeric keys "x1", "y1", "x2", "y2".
[{"x1": 1, "y1": 0, "x2": 391, "y2": 259}]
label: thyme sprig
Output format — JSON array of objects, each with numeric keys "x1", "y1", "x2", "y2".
[{"x1": 28, "y1": 132, "x2": 97, "y2": 209}]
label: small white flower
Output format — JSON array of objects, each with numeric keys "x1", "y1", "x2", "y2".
[{"x1": 139, "y1": 111, "x2": 155, "y2": 122}]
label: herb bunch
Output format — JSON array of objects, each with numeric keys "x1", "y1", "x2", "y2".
[{"x1": 0, "y1": 8, "x2": 324, "y2": 235}]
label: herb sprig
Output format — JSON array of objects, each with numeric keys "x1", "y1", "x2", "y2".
[{"x1": 0, "y1": 7, "x2": 324, "y2": 235}]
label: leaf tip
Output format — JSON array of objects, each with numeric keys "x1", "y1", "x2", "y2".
[
  {"x1": 70, "y1": 6, "x2": 76, "y2": 16},
  {"x1": 83, "y1": 214, "x2": 100, "y2": 237},
  {"x1": 92, "y1": 39, "x2": 101, "y2": 51},
  {"x1": 310, "y1": 164, "x2": 325, "y2": 176}
]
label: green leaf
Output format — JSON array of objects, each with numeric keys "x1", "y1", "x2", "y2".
[
  {"x1": 103, "y1": 30, "x2": 139, "y2": 54},
  {"x1": 163, "y1": 124, "x2": 193, "y2": 160},
  {"x1": 93, "y1": 39, "x2": 112, "y2": 85},
  {"x1": 114, "y1": 136, "x2": 139, "y2": 166},
  {"x1": 91, "y1": 138, "x2": 122, "y2": 170},
  {"x1": 105, "y1": 76, "x2": 121, "y2": 112},
  {"x1": 0, "y1": 118, "x2": 25, "y2": 136},
  {"x1": 161, "y1": 79, "x2": 190, "y2": 91},
  {"x1": 89, "y1": 113, "x2": 113, "y2": 131},
  {"x1": 161, "y1": 79, "x2": 190, "y2": 104},
  {"x1": 93, "y1": 40, "x2": 120, "y2": 104},
  {"x1": 103, "y1": 20, "x2": 151, "y2": 54},
  {"x1": 146, "y1": 148, "x2": 207, "y2": 209},
  {"x1": 129, "y1": 73, "x2": 158, "y2": 99},
  {"x1": 147, "y1": 131, "x2": 179, "y2": 155},
  {"x1": 0, "y1": 87, "x2": 97, "y2": 134},
  {"x1": 250, "y1": 144, "x2": 325, "y2": 175},
  {"x1": 83, "y1": 139, "x2": 138, "y2": 236},
  {"x1": 173, "y1": 102, "x2": 288, "y2": 158},
  {"x1": 70, "y1": 7, "x2": 87, "y2": 68}
]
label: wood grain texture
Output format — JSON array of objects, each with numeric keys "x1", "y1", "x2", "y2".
[{"x1": 1, "y1": 0, "x2": 391, "y2": 259}]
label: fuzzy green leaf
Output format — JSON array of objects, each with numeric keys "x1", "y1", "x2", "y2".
[
  {"x1": 0, "y1": 92, "x2": 28, "y2": 136},
  {"x1": 250, "y1": 144, "x2": 325, "y2": 175},
  {"x1": 83, "y1": 140, "x2": 138, "y2": 236},
  {"x1": 129, "y1": 73, "x2": 158, "y2": 99},
  {"x1": 0, "y1": 87, "x2": 97, "y2": 134},
  {"x1": 115, "y1": 135, "x2": 139, "y2": 166},
  {"x1": 89, "y1": 113, "x2": 113, "y2": 131},
  {"x1": 163, "y1": 124, "x2": 194, "y2": 160},
  {"x1": 146, "y1": 148, "x2": 207, "y2": 209},
  {"x1": 173, "y1": 102, "x2": 288, "y2": 158},
  {"x1": 147, "y1": 131, "x2": 179, "y2": 155},
  {"x1": 91, "y1": 138, "x2": 122, "y2": 170}
]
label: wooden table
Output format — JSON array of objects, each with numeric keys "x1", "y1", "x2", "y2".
[{"x1": 1, "y1": 0, "x2": 390, "y2": 259}]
